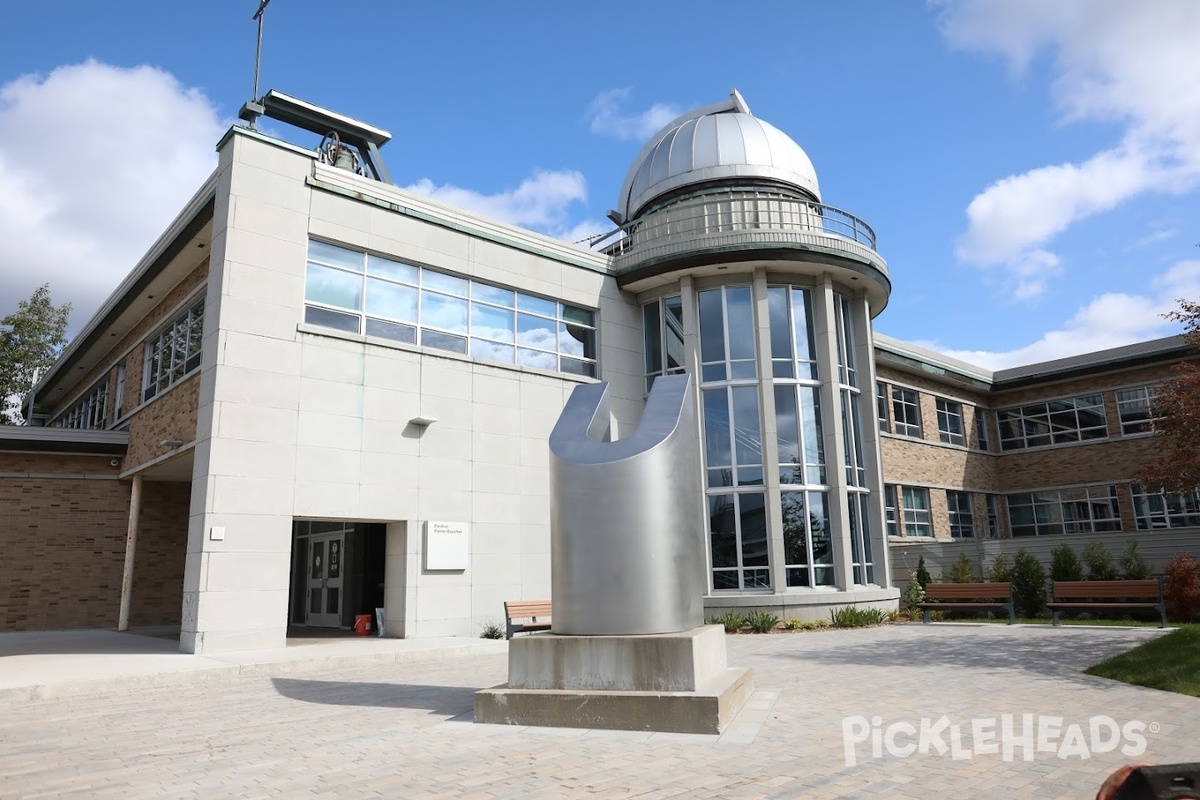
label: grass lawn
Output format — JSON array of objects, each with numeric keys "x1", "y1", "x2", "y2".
[{"x1": 1084, "y1": 624, "x2": 1200, "y2": 697}]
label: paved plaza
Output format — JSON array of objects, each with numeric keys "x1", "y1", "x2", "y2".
[{"x1": 2, "y1": 624, "x2": 1198, "y2": 799}]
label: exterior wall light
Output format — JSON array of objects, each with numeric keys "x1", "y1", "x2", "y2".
[
  {"x1": 409, "y1": 415, "x2": 438, "y2": 427},
  {"x1": 160, "y1": 439, "x2": 185, "y2": 449}
]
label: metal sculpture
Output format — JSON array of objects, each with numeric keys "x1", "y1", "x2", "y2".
[{"x1": 549, "y1": 373, "x2": 704, "y2": 635}]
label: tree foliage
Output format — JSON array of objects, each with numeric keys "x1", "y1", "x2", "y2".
[
  {"x1": 1082, "y1": 540, "x2": 1118, "y2": 581},
  {"x1": 1011, "y1": 549, "x2": 1048, "y2": 617},
  {"x1": 1049, "y1": 543, "x2": 1084, "y2": 582},
  {"x1": 1140, "y1": 299, "x2": 1200, "y2": 491},
  {"x1": 0, "y1": 284, "x2": 71, "y2": 425}
]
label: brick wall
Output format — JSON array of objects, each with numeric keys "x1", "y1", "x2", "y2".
[
  {"x1": 49, "y1": 258, "x2": 209, "y2": 428},
  {"x1": 130, "y1": 480, "x2": 189, "y2": 626},
  {"x1": 123, "y1": 374, "x2": 201, "y2": 470},
  {"x1": 0, "y1": 453, "x2": 188, "y2": 631}
]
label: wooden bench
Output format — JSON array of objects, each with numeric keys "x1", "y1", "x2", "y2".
[
  {"x1": 916, "y1": 582, "x2": 1015, "y2": 624},
  {"x1": 1047, "y1": 580, "x2": 1166, "y2": 628},
  {"x1": 504, "y1": 600, "x2": 552, "y2": 639}
]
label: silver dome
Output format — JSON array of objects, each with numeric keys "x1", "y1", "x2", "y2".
[{"x1": 613, "y1": 90, "x2": 821, "y2": 223}]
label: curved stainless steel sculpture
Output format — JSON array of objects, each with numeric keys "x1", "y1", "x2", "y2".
[{"x1": 549, "y1": 373, "x2": 705, "y2": 635}]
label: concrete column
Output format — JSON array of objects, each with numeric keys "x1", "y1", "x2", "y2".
[
  {"x1": 851, "y1": 294, "x2": 891, "y2": 588},
  {"x1": 812, "y1": 277, "x2": 854, "y2": 590},
  {"x1": 117, "y1": 475, "x2": 143, "y2": 631},
  {"x1": 750, "y1": 270, "x2": 786, "y2": 594},
  {"x1": 678, "y1": 276, "x2": 711, "y2": 592},
  {"x1": 383, "y1": 521, "x2": 408, "y2": 638}
]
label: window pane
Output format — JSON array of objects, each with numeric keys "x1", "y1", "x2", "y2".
[
  {"x1": 305, "y1": 305, "x2": 360, "y2": 333},
  {"x1": 781, "y1": 491, "x2": 808, "y2": 567},
  {"x1": 305, "y1": 264, "x2": 361, "y2": 310},
  {"x1": 471, "y1": 304, "x2": 515, "y2": 342},
  {"x1": 517, "y1": 347, "x2": 557, "y2": 370},
  {"x1": 559, "y1": 322, "x2": 594, "y2": 359},
  {"x1": 421, "y1": 329, "x2": 467, "y2": 354},
  {"x1": 775, "y1": 387, "x2": 801, "y2": 484},
  {"x1": 516, "y1": 313, "x2": 557, "y2": 350},
  {"x1": 472, "y1": 282, "x2": 514, "y2": 307},
  {"x1": 308, "y1": 240, "x2": 362, "y2": 270},
  {"x1": 731, "y1": 386, "x2": 762, "y2": 467},
  {"x1": 517, "y1": 293, "x2": 557, "y2": 317},
  {"x1": 562, "y1": 305, "x2": 593, "y2": 326},
  {"x1": 726, "y1": 287, "x2": 755, "y2": 361},
  {"x1": 365, "y1": 318, "x2": 416, "y2": 343},
  {"x1": 560, "y1": 357, "x2": 594, "y2": 377},
  {"x1": 698, "y1": 289, "x2": 725, "y2": 365},
  {"x1": 663, "y1": 296, "x2": 684, "y2": 371},
  {"x1": 366, "y1": 255, "x2": 418, "y2": 284},
  {"x1": 703, "y1": 389, "x2": 732, "y2": 467},
  {"x1": 471, "y1": 338, "x2": 514, "y2": 363},
  {"x1": 643, "y1": 302, "x2": 662, "y2": 375},
  {"x1": 709, "y1": 495, "x2": 737, "y2": 568},
  {"x1": 423, "y1": 270, "x2": 468, "y2": 297},
  {"x1": 767, "y1": 287, "x2": 792, "y2": 360},
  {"x1": 365, "y1": 278, "x2": 418, "y2": 322},
  {"x1": 421, "y1": 292, "x2": 468, "y2": 333},
  {"x1": 739, "y1": 493, "x2": 769, "y2": 569},
  {"x1": 792, "y1": 289, "x2": 815, "y2": 364}
]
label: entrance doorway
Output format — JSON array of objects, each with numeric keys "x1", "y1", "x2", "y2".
[
  {"x1": 288, "y1": 520, "x2": 387, "y2": 634},
  {"x1": 305, "y1": 531, "x2": 344, "y2": 627}
]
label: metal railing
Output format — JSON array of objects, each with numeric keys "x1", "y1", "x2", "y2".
[{"x1": 589, "y1": 190, "x2": 877, "y2": 260}]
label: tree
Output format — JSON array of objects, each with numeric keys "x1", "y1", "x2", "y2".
[
  {"x1": 1049, "y1": 543, "x2": 1084, "y2": 582},
  {"x1": 1082, "y1": 540, "x2": 1118, "y2": 581},
  {"x1": 1119, "y1": 541, "x2": 1153, "y2": 581},
  {"x1": 1011, "y1": 549, "x2": 1048, "y2": 617},
  {"x1": 0, "y1": 284, "x2": 71, "y2": 425},
  {"x1": 944, "y1": 552, "x2": 976, "y2": 583},
  {"x1": 1140, "y1": 299, "x2": 1200, "y2": 491},
  {"x1": 915, "y1": 556, "x2": 932, "y2": 589}
]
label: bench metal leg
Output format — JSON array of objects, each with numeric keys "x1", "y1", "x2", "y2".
[
  {"x1": 506, "y1": 620, "x2": 514, "y2": 640},
  {"x1": 1051, "y1": 610, "x2": 1060, "y2": 627},
  {"x1": 1159, "y1": 605, "x2": 1167, "y2": 628},
  {"x1": 1007, "y1": 604, "x2": 1016, "y2": 625},
  {"x1": 922, "y1": 609, "x2": 930, "y2": 624}
]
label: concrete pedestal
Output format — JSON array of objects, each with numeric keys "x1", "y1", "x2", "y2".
[{"x1": 474, "y1": 625, "x2": 753, "y2": 734}]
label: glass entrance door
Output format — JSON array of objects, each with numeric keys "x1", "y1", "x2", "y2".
[{"x1": 305, "y1": 532, "x2": 345, "y2": 627}]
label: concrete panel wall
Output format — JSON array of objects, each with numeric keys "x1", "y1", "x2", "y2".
[{"x1": 182, "y1": 128, "x2": 638, "y2": 652}]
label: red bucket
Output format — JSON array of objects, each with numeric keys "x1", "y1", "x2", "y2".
[{"x1": 353, "y1": 614, "x2": 372, "y2": 636}]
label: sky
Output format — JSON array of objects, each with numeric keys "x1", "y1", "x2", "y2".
[{"x1": 1, "y1": 0, "x2": 1199, "y2": 369}]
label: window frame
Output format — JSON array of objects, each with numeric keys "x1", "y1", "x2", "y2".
[
  {"x1": 996, "y1": 394, "x2": 1108, "y2": 451},
  {"x1": 304, "y1": 240, "x2": 597, "y2": 377},
  {"x1": 936, "y1": 399, "x2": 966, "y2": 446},
  {"x1": 1116, "y1": 385, "x2": 1162, "y2": 436},
  {"x1": 891, "y1": 387, "x2": 922, "y2": 439},
  {"x1": 946, "y1": 490, "x2": 975, "y2": 538},
  {"x1": 142, "y1": 298, "x2": 204, "y2": 403},
  {"x1": 901, "y1": 487, "x2": 932, "y2": 537}
]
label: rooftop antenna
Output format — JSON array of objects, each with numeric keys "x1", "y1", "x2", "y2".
[{"x1": 243, "y1": 0, "x2": 272, "y2": 129}]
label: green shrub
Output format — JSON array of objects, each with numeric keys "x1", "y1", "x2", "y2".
[
  {"x1": 1164, "y1": 553, "x2": 1200, "y2": 622},
  {"x1": 902, "y1": 573, "x2": 925, "y2": 607},
  {"x1": 916, "y1": 556, "x2": 933, "y2": 589},
  {"x1": 801, "y1": 619, "x2": 833, "y2": 630},
  {"x1": 1050, "y1": 543, "x2": 1084, "y2": 582},
  {"x1": 830, "y1": 606, "x2": 886, "y2": 628},
  {"x1": 987, "y1": 553, "x2": 1013, "y2": 583},
  {"x1": 781, "y1": 617, "x2": 804, "y2": 630},
  {"x1": 1083, "y1": 540, "x2": 1118, "y2": 581},
  {"x1": 1120, "y1": 541, "x2": 1154, "y2": 581},
  {"x1": 945, "y1": 552, "x2": 976, "y2": 583},
  {"x1": 708, "y1": 612, "x2": 746, "y2": 633},
  {"x1": 1011, "y1": 549, "x2": 1048, "y2": 617},
  {"x1": 744, "y1": 609, "x2": 780, "y2": 633},
  {"x1": 479, "y1": 621, "x2": 505, "y2": 639}
]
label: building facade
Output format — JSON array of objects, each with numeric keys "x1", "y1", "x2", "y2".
[{"x1": 2, "y1": 91, "x2": 1196, "y2": 651}]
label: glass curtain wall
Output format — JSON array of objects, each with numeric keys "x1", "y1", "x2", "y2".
[{"x1": 655, "y1": 280, "x2": 880, "y2": 595}]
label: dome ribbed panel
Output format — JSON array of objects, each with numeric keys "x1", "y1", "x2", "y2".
[
  {"x1": 713, "y1": 113, "x2": 744, "y2": 167},
  {"x1": 621, "y1": 111, "x2": 821, "y2": 219}
]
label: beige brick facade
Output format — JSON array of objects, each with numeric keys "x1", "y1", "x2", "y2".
[
  {"x1": 0, "y1": 453, "x2": 187, "y2": 631},
  {"x1": 876, "y1": 356, "x2": 1195, "y2": 544}
]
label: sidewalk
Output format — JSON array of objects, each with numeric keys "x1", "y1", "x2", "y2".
[{"x1": 0, "y1": 627, "x2": 507, "y2": 702}]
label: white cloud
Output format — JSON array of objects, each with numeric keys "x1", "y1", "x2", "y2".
[
  {"x1": 925, "y1": 258, "x2": 1200, "y2": 368},
  {"x1": 0, "y1": 60, "x2": 223, "y2": 331},
  {"x1": 405, "y1": 169, "x2": 593, "y2": 240},
  {"x1": 940, "y1": 0, "x2": 1200, "y2": 295},
  {"x1": 586, "y1": 88, "x2": 680, "y2": 142}
]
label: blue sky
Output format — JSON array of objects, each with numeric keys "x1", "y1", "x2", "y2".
[{"x1": 1, "y1": 1, "x2": 1198, "y2": 368}]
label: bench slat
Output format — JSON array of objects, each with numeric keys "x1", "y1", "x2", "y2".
[
  {"x1": 504, "y1": 600, "x2": 552, "y2": 639},
  {"x1": 923, "y1": 582, "x2": 1011, "y2": 601},
  {"x1": 1052, "y1": 580, "x2": 1161, "y2": 600}
]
